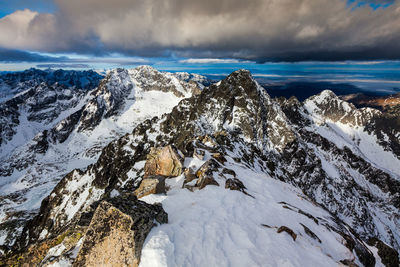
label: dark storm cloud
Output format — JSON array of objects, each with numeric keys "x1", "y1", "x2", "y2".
[
  {"x1": 0, "y1": 48, "x2": 67, "y2": 62},
  {"x1": 36, "y1": 63, "x2": 90, "y2": 68},
  {"x1": 1, "y1": 0, "x2": 400, "y2": 61}
]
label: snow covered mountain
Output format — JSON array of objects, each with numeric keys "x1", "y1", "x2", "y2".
[
  {"x1": 1, "y1": 68, "x2": 399, "y2": 266},
  {"x1": 0, "y1": 68, "x2": 103, "y2": 103},
  {"x1": 0, "y1": 66, "x2": 208, "y2": 248}
]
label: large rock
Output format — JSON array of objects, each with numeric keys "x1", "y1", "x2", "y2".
[
  {"x1": 144, "y1": 145, "x2": 184, "y2": 177},
  {"x1": 225, "y1": 178, "x2": 246, "y2": 192},
  {"x1": 134, "y1": 176, "x2": 166, "y2": 199},
  {"x1": 73, "y1": 195, "x2": 167, "y2": 267},
  {"x1": 195, "y1": 159, "x2": 220, "y2": 189}
]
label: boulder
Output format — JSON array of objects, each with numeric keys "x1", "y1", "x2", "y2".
[
  {"x1": 134, "y1": 176, "x2": 166, "y2": 199},
  {"x1": 195, "y1": 159, "x2": 221, "y2": 189},
  {"x1": 74, "y1": 195, "x2": 167, "y2": 267},
  {"x1": 340, "y1": 259, "x2": 359, "y2": 267},
  {"x1": 195, "y1": 158, "x2": 220, "y2": 179},
  {"x1": 225, "y1": 178, "x2": 246, "y2": 192},
  {"x1": 144, "y1": 145, "x2": 184, "y2": 177},
  {"x1": 199, "y1": 135, "x2": 217, "y2": 147}
]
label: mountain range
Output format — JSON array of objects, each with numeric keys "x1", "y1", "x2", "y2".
[{"x1": 0, "y1": 66, "x2": 399, "y2": 267}]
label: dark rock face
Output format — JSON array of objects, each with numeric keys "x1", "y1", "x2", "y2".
[
  {"x1": 300, "y1": 223, "x2": 321, "y2": 243},
  {"x1": 158, "y1": 70, "x2": 295, "y2": 153},
  {"x1": 367, "y1": 238, "x2": 399, "y2": 267},
  {"x1": 225, "y1": 178, "x2": 246, "y2": 192},
  {"x1": 0, "y1": 66, "x2": 209, "y2": 251}
]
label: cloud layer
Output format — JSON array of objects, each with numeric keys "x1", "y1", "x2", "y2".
[
  {"x1": 0, "y1": 0, "x2": 400, "y2": 61},
  {"x1": 0, "y1": 47, "x2": 66, "y2": 62}
]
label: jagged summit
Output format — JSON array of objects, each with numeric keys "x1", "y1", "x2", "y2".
[{"x1": 156, "y1": 68, "x2": 295, "y2": 153}]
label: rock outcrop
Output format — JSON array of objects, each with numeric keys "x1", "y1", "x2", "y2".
[
  {"x1": 74, "y1": 195, "x2": 167, "y2": 267},
  {"x1": 1, "y1": 194, "x2": 167, "y2": 266},
  {"x1": 144, "y1": 145, "x2": 184, "y2": 177},
  {"x1": 134, "y1": 176, "x2": 166, "y2": 199}
]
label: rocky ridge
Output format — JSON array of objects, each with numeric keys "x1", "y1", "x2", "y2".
[{"x1": 0, "y1": 68, "x2": 103, "y2": 102}]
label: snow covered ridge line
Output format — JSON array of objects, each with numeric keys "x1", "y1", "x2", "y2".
[
  {"x1": 0, "y1": 68, "x2": 104, "y2": 103},
  {"x1": 1, "y1": 68, "x2": 400, "y2": 266}
]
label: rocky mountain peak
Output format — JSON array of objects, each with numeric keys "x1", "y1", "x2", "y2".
[
  {"x1": 158, "y1": 69, "x2": 294, "y2": 153},
  {"x1": 77, "y1": 66, "x2": 208, "y2": 132},
  {"x1": 304, "y1": 89, "x2": 381, "y2": 126}
]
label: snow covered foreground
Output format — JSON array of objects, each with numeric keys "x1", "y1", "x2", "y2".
[{"x1": 140, "y1": 156, "x2": 383, "y2": 267}]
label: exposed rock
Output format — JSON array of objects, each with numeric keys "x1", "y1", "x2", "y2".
[
  {"x1": 367, "y1": 237, "x2": 399, "y2": 267},
  {"x1": 182, "y1": 167, "x2": 197, "y2": 190},
  {"x1": 338, "y1": 232, "x2": 376, "y2": 267},
  {"x1": 74, "y1": 195, "x2": 167, "y2": 267},
  {"x1": 193, "y1": 149, "x2": 205, "y2": 160},
  {"x1": 195, "y1": 159, "x2": 220, "y2": 179},
  {"x1": 300, "y1": 223, "x2": 321, "y2": 243},
  {"x1": 144, "y1": 145, "x2": 184, "y2": 177},
  {"x1": 277, "y1": 226, "x2": 297, "y2": 241},
  {"x1": 225, "y1": 178, "x2": 246, "y2": 192},
  {"x1": 200, "y1": 135, "x2": 217, "y2": 147},
  {"x1": 211, "y1": 152, "x2": 226, "y2": 164},
  {"x1": 340, "y1": 259, "x2": 359, "y2": 267},
  {"x1": 196, "y1": 176, "x2": 219, "y2": 190},
  {"x1": 4, "y1": 68, "x2": 400, "y2": 265},
  {"x1": 222, "y1": 168, "x2": 237, "y2": 177},
  {"x1": 0, "y1": 227, "x2": 85, "y2": 267},
  {"x1": 195, "y1": 159, "x2": 221, "y2": 189},
  {"x1": 134, "y1": 176, "x2": 166, "y2": 199}
]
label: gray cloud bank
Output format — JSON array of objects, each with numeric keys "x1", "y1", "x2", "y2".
[
  {"x1": 0, "y1": 48, "x2": 67, "y2": 62},
  {"x1": 1, "y1": 0, "x2": 400, "y2": 61}
]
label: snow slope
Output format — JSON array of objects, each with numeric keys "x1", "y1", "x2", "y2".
[{"x1": 140, "y1": 158, "x2": 375, "y2": 267}]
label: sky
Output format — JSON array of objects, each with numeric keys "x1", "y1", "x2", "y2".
[
  {"x1": 1, "y1": 0, "x2": 400, "y2": 95},
  {"x1": 0, "y1": 0, "x2": 399, "y2": 67}
]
